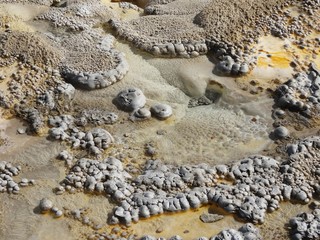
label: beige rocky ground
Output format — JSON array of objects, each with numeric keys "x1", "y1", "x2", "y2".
[{"x1": 0, "y1": 1, "x2": 319, "y2": 240}]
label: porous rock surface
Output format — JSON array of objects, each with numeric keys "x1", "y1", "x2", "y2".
[
  {"x1": 35, "y1": 0, "x2": 115, "y2": 31},
  {"x1": 144, "y1": 0, "x2": 210, "y2": 16},
  {"x1": 275, "y1": 64, "x2": 320, "y2": 118},
  {"x1": 11, "y1": 80, "x2": 76, "y2": 134},
  {"x1": 0, "y1": 31, "x2": 62, "y2": 67},
  {"x1": 58, "y1": 30, "x2": 129, "y2": 90},
  {"x1": 109, "y1": 16, "x2": 207, "y2": 58},
  {"x1": 74, "y1": 109, "x2": 118, "y2": 126},
  {"x1": 0, "y1": 1, "x2": 319, "y2": 239},
  {"x1": 48, "y1": 114, "x2": 114, "y2": 155},
  {"x1": 61, "y1": 157, "x2": 132, "y2": 195},
  {"x1": 0, "y1": 28, "x2": 124, "y2": 133},
  {"x1": 0, "y1": 30, "x2": 77, "y2": 133},
  {"x1": 288, "y1": 209, "x2": 320, "y2": 240}
]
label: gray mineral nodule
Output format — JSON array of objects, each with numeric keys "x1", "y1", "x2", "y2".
[
  {"x1": 150, "y1": 103, "x2": 173, "y2": 120},
  {"x1": 39, "y1": 198, "x2": 53, "y2": 213},
  {"x1": 114, "y1": 88, "x2": 147, "y2": 112},
  {"x1": 274, "y1": 126, "x2": 289, "y2": 139}
]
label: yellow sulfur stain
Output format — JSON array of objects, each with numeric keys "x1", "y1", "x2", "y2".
[
  {"x1": 270, "y1": 53, "x2": 292, "y2": 68},
  {"x1": 257, "y1": 52, "x2": 292, "y2": 68}
]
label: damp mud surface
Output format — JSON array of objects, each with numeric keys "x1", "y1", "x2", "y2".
[{"x1": 0, "y1": 1, "x2": 320, "y2": 240}]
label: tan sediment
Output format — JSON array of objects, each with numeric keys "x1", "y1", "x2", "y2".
[
  {"x1": 0, "y1": 3, "x2": 49, "y2": 32},
  {"x1": 0, "y1": 116, "x2": 34, "y2": 155},
  {"x1": 259, "y1": 201, "x2": 312, "y2": 240}
]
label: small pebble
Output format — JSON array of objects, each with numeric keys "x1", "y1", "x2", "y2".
[
  {"x1": 274, "y1": 126, "x2": 289, "y2": 139},
  {"x1": 150, "y1": 103, "x2": 173, "y2": 120},
  {"x1": 39, "y1": 198, "x2": 53, "y2": 213}
]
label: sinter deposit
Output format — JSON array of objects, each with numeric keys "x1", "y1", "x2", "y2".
[{"x1": 0, "y1": 0, "x2": 319, "y2": 240}]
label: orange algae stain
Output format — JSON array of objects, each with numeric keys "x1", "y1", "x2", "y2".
[
  {"x1": 257, "y1": 57, "x2": 270, "y2": 67},
  {"x1": 129, "y1": 205, "x2": 242, "y2": 239},
  {"x1": 216, "y1": 178, "x2": 234, "y2": 185},
  {"x1": 257, "y1": 52, "x2": 291, "y2": 68},
  {"x1": 164, "y1": 117, "x2": 176, "y2": 125}
]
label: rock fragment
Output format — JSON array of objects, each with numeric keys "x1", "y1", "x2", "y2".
[
  {"x1": 115, "y1": 88, "x2": 146, "y2": 112},
  {"x1": 199, "y1": 213, "x2": 224, "y2": 223},
  {"x1": 39, "y1": 198, "x2": 53, "y2": 213},
  {"x1": 150, "y1": 103, "x2": 173, "y2": 119},
  {"x1": 274, "y1": 126, "x2": 289, "y2": 139},
  {"x1": 129, "y1": 108, "x2": 152, "y2": 121}
]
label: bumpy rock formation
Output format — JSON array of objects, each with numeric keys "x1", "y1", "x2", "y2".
[
  {"x1": 129, "y1": 108, "x2": 152, "y2": 122},
  {"x1": 144, "y1": 0, "x2": 210, "y2": 16},
  {"x1": 58, "y1": 135, "x2": 320, "y2": 227},
  {"x1": 288, "y1": 209, "x2": 320, "y2": 240},
  {"x1": 275, "y1": 64, "x2": 320, "y2": 118},
  {"x1": 0, "y1": 161, "x2": 34, "y2": 194},
  {"x1": 74, "y1": 109, "x2": 118, "y2": 126},
  {"x1": 0, "y1": 161, "x2": 21, "y2": 194},
  {"x1": 0, "y1": 30, "x2": 78, "y2": 133},
  {"x1": 61, "y1": 157, "x2": 131, "y2": 195},
  {"x1": 109, "y1": 16, "x2": 207, "y2": 58},
  {"x1": 110, "y1": 0, "x2": 319, "y2": 76},
  {"x1": 109, "y1": 0, "x2": 283, "y2": 71},
  {"x1": 209, "y1": 223, "x2": 262, "y2": 240},
  {"x1": 48, "y1": 114, "x2": 114, "y2": 155},
  {"x1": 35, "y1": 0, "x2": 115, "y2": 31},
  {"x1": 150, "y1": 103, "x2": 172, "y2": 119},
  {"x1": 58, "y1": 30, "x2": 129, "y2": 90},
  {"x1": 32, "y1": 1, "x2": 130, "y2": 90}
]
